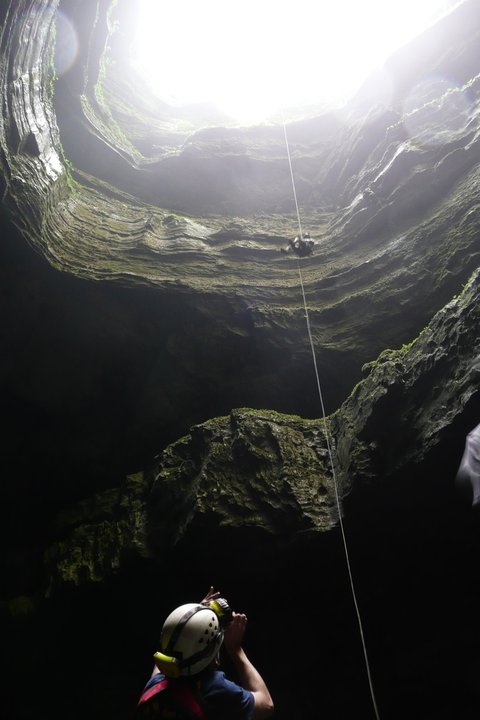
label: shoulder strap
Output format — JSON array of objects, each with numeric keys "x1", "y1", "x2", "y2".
[
  {"x1": 137, "y1": 677, "x2": 205, "y2": 719},
  {"x1": 138, "y1": 678, "x2": 170, "y2": 706},
  {"x1": 170, "y1": 681, "x2": 205, "y2": 719}
]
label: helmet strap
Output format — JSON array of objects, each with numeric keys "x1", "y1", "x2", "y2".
[{"x1": 165, "y1": 604, "x2": 205, "y2": 654}]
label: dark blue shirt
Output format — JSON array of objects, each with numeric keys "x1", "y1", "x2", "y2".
[{"x1": 139, "y1": 669, "x2": 254, "y2": 720}]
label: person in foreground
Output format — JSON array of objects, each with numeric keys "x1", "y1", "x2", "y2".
[{"x1": 137, "y1": 587, "x2": 274, "y2": 719}]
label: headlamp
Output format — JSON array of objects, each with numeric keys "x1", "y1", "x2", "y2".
[{"x1": 206, "y1": 597, "x2": 232, "y2": 628}]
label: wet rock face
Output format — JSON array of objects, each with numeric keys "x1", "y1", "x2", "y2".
[
  {"x1": 41, "y1": 267, "x2": 480, "y2": 594},
  {"x1": 2, "y1": 1, "x2": 480, "y2": 719},
  {"x1": 44, "y1": 409, "x2": 335, "y2": 592},
  {"x1": 1, "y1": 0, "x2": 480, "y2": 481}
]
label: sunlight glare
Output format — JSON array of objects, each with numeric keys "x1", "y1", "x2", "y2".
[{"x1": 130, "y1": 0, "x2": 456, "y2": 124}]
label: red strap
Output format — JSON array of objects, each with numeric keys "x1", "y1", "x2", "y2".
[
  {"x1": 138, "y1": 678, "x2": 205, "y2": 718},
  {"x1": 138, "y1": 678, "x2": 169, "y2": 705},
  {"x1": 170, "y1": 682, "x2": 205, "y2": 719}
]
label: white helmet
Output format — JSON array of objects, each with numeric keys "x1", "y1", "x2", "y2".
[{"x1": 155, "y1": 603, "x2": 224, "y2": 677}]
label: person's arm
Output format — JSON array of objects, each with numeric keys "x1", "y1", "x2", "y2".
[{"x1": 223, "y1": 612, "x2": 274, "y2": 719}]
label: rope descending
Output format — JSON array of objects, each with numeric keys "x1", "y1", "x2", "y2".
[{"x1": 282, "y1": 114, "x2": 381, "y2": 720}]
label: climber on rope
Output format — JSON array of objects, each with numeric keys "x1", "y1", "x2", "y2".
[
  {"x1": 281, "y1": 231, "x2": 315, "y2": 257},
  {"x1": 137, "y1": 586, "x2": 274, "y2": 719}
]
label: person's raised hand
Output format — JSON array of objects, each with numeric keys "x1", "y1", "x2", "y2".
[
  {"x1": 201, "y1": 586, "x2": 221, "y2": 604},
  {"x1": 223, "y1": 612, "x2": 247, "y2": 655}
]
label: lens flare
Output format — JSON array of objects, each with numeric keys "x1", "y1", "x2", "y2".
[
  {"x1": 12, "y1": 5, "x2": 78, "y2": 79},
  {"x1": 54, "y1": 10, "x2": 78, "y2": 77}
]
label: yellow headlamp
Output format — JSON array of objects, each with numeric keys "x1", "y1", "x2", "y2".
[{"x1": 207, "y1": 598, "x2": 232, "y2": 628}]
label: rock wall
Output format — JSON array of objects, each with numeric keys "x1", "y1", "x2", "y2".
[{"x1": 1, "y1": 1, "x2": 480, "y2": 719}]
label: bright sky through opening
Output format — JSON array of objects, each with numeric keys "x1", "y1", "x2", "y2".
[{"x1": 131, "y1": 0, "x2": 457, "y2": 124}]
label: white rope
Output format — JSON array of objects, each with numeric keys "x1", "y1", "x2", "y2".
[
  {"x1": 282, "y1": 112, "x2": 304, "y2": 240},
  {"x1": 282, "y1": 116, "x2": 381, "y2": 720}
]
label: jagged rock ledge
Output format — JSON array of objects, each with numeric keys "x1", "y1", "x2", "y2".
[{"x1": 38, "y1": 264, "x2": 480, "y2": 598}]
